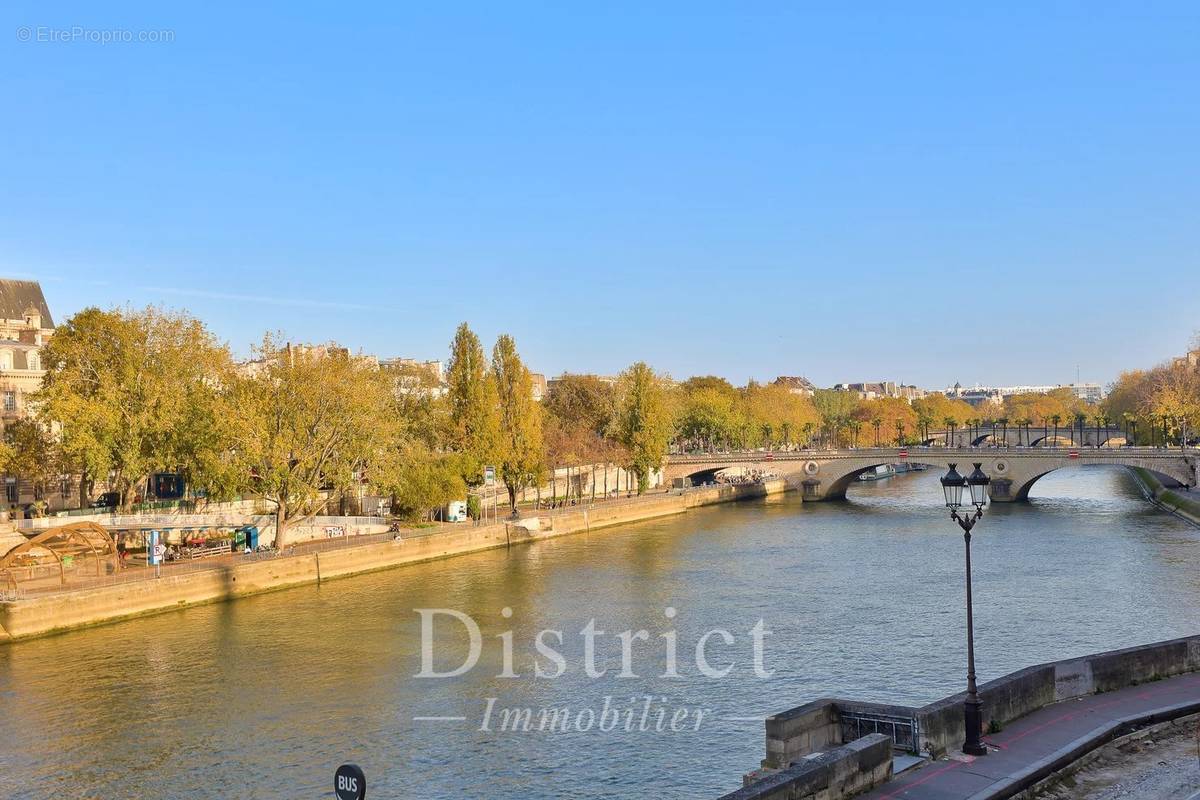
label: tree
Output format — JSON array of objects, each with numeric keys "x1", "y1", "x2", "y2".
[
  {"x1": 376, "y1": 446, "x2": 466, "y2": 521},
  {"x1": 911, "y1": 395, "x2": 974, "y2": 441},
  {"x1": 614, "y1": 362, "x2": 672, "y2": 493},
  {"x1": 1142, "y1": 362, "x2": 1200, "y2": 446},
  {"x1": 1, "y1": 419, "x2": 65, "y2": 514},
  {"x1": 445, "y1": 323, "x2": 500, "y2": 486},
  {"x1": 812, "y1": 390, "x2": 857, "y2": 448},
  {"x1": 542, "y1": 374, "x2": 616, "y2": 470},
  {"x1": 743, "y1": 382, "x2": 819, "y2": 449},
  {"x1": 35, "y1": 306, "x2": 231, "y2": 509},
  {"x1": 1048, "y1": 414, "x2": 1063, "y2": 447},
  {"x1": 543, "y1": 374, "x2": 615, "y2": 439},
  {"x1": 223, "y1": 337, "x2": 395, "y2": 549},
  {"x1": 492, "y1": 335, "x2": 543, "y2": 514},
  {"x1": 677, "y1": 386, "x2": 740, "y2": 451},
  {"x1": 851, "y1": 398, "x2": 917, "y2": 447}
]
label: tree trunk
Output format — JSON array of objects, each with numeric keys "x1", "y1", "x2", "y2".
[
  {"x1": 506, "y1": 482, "x2": 517, "y2": 516},
  {"x1": 274, "y1": 504, "x2": 289, "y2": 550}
]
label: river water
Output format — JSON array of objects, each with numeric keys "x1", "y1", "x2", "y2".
[{"x1": 1, "y1": 466, "x2": 1198, "y2": 799}]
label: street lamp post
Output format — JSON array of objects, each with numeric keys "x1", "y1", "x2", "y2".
[{"x1": 940, "y1": 462, "x2": 991, "y2": 757}]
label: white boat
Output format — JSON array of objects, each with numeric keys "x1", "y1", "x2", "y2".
[{"x1": 858, "y1": 464, "x2": 896, "y2": 481}]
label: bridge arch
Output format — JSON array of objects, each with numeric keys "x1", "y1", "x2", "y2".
[
  {"x1": 1004, "y1": 464, "x2": 1179, "y2": 500},
  {"x1": 820, "y1": 462, "x2": 942, "y2": 501},
  {"x1": 1026, "y1": 435, "x2": 1076, "y2": 448}
]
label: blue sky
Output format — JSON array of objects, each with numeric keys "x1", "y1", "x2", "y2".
[{"x1": 3, "y1": 2, "x2": 1198, "y2": 389}]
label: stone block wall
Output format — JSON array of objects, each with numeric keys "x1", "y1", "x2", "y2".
[{"x1": 725, "y1": 734, "x2": 892, "y2": 800}]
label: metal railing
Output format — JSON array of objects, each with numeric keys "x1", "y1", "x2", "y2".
[{"x1": 839, "y1": 709, "x2": 920, "y2": 754}]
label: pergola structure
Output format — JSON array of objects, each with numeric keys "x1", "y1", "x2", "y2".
[{"x1": 0, "y1": 521, "x2": 118, "y2": 586}]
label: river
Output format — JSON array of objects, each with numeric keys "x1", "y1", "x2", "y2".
[{"x1": 1, "y1": 466, "x2": 1197, "y2": 799}]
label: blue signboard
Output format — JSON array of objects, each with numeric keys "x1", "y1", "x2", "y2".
[{"x1": 148, "y1": 530, "x2": 162, "y2": 565}]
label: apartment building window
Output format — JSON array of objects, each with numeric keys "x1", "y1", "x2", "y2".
[
  {"x1": 4, "y1": 478, "x2": 17, "y2": 504},
  {"x1": 0, "y1": 352, "x2": 10, "y2": 371},
  {"x1": 27, "y1": 353, "x2": 39, "y2": 370},
  {"x1": 3, "y1": 392, "x2": 15, "y2": 412}
]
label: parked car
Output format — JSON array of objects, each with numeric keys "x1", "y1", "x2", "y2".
[{"x1": 90, "y1": 492, "x2": 120, "y2": 509}]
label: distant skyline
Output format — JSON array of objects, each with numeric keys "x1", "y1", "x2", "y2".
[{"x1": 4, "y1": 2, "x2": 1198, "y2": 388}]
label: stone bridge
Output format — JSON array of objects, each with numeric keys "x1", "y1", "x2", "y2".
[{"x1": 664, "y1": 447, "x2": 1197, "y2": 503}]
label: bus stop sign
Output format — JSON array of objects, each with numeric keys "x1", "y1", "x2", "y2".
[{"x1": 334, "y1": 764, "x2": 365, "y2": 800}]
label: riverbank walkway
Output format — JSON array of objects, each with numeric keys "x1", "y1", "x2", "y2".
[{"x1": 862, "y1": 670, "x2": 1200, "y2": 799}]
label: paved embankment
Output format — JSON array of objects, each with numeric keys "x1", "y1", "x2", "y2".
[
  {"x1": 859, "y1": 672, "x2": 1200, "y2": 800},
  {"x1": 1129, "y1": 467, "x2": 1200, "y2": 527},
  {"x1": 0, "y1": 480, "x2": 788, "y2": 644}
]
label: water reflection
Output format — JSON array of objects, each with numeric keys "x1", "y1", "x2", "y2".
[{"x1": 0, "y1": 466, "x2": 1196, "y2": 799}]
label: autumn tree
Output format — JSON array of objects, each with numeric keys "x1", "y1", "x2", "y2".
[
  {"x1": 445, "y1": 323, "x2": 499, "y2": 486},
  {"x1": 812, "y1": 389, "x2": 858, "y2": 447},
  {"x1": 375, "y1": 446, "x2": 466, "y2": 521},
  {"x1": 911, "y1": 395, "x2": 974, "y2": 440},
  {"x1": 223, "y1": 338, "x2": 396, "y2": 548},
  {"x1": 677, "y1": 380, "x2": 741, "y2": 451},
  {"x1": 1142, "y1": 363, "x2": 1200, "y2": 445},
  {"x1": 614, "y1": 362, "x2": 672, "y2": 493},
  {"x1": 542, "y1": 374, "x2": 616, "y2": 466},
  {"x1": 492, "y1": 335, "x2": 543, "y2": 513},
  {"x1": 744, "y1": 381, "x2": 820, "y2": 448},
  {"x1": 1, "y1": 419, "x2": 66, "y2": 513},
  {"x1": 543, "y1": 374, "x2": 615, "y2": 437},
  {"x1": 35, "y1": 306, "x2": 231, "y2": 509},
  {"x1": 851, "y1": 397, "x2": 918, "y2": 446}
]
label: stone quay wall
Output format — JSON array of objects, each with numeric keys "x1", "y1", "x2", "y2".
[
  {"x1": 1129, "y1": 467, "x2": 1200, "y2": 527},
  {"x1": 721, "y1": 734, "x2": 892, "y2": 800},
  {"x1": 0, "y1": 480, "x2": 789, "y2": 644},
  {"x1": 760, "y1": 634, "x2": 1200, "y2": 770}
]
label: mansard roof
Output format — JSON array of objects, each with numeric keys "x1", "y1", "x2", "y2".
[{"x1": 0, "y1": 279, "x2": 53, "y2": 328}]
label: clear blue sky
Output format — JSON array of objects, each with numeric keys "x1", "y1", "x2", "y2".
[{"x1": 3, "y1": 2, "x2": 1198, "y2": 389}]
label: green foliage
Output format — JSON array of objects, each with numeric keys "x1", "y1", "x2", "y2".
[
  {"x1": 445, "y1": 322, "x2": 499, "y2": 485},
  {"x1": 492, "y1": 334, "x2": 544, "y2": 512},
  {"x1": 542, "y1": 373, "x2": 619, "y2": 467},
  {"x1": 615, "y1": 362, "x2": 672, "y2": 493},
  {"x1": 1, "y1": 419, "x2": 63, "y2": 504},
  {"x1": 35, "y1": 306, "x2": 231, "y2": 508},
  {"x1": 382, "y1": 449, "x2": 466, "y2": 521},
  {"x1": 221, "y1": 336, "x2": 397, "y2": 547},
  {"x1": 677, "y1": 385, "x2": 741, "y2": 449},
  {"x1": 543, "y1": 374, "x2": 616, "y2": 438}
]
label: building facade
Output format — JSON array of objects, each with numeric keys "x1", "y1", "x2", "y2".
[
  {"x1": 0, "y1": 279, "x2": 61, "y2": 511},
  {"x1": 832, "y1": 381, "x2": 926, "y2": 401},
  {"x1": 0, "y1": 280, "x2": 54, "y2": 425},
  {"x1": 772, "y1": 376, "x2": 816, "y2": 396}
]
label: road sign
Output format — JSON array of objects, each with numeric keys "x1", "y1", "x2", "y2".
[
  {"x1": 484, "y1": 465, "x2": 496, "y2": 485},
  {"x1": 335, "y1": 764, "x2": 366, "y2": 800},
  {"x1": 1069, "y1": 450, "x2": 1080, "y2": 459},
  {"x1": 898, "y1": 449, "x2": 908, "y2": 459}
]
